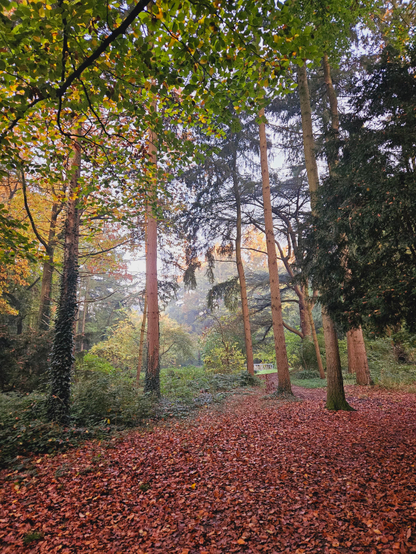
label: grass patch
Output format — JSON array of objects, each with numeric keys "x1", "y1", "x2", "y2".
[
  {"x1": 255, "y1": 369, "x2": 277, "y2": 375},
  {"x1": 291, "y1": 378, "x2": 326, "y2": 389}
]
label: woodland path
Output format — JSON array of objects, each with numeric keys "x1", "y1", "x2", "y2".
[{"x1": 1, "y1": 384, "x2": 415, "y2": 554}]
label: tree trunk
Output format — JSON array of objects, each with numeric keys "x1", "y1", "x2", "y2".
[
  {"x1": 322, "y1": 54, "x2": 372, "y2": 386},
  {"x1": 258, "y1": 109, "x2": 292, "y2": 394},
  {"x1": 349, "y1": 327, "x2": 373, "y2": 385},
  {"x1": 79, "y1": 276, "x2": 89, "y2": 352},
  {"x1": 144, "y1": 126, "x2": 160, "y2": 396},
  {"x1": 137, "y1": 290, "x2": 147, "y2": 385},
  {"x1": 298, "y1": 287, "x2": 311, "y2": 338},
  {"x1": 323, "y1": 310, "x2": 353, "y2": 410},
  {"x1": 38, "y1": 202, "x2": 59, "y2": 331},
  {"x1": 296, "y1": 62, "x2": 348, "y2": 406},
  {"x1": 232, "y1": 154, "x2": 254, "y2": 376},
  {"x1": 47, "y1": 144, "x2": 81, "y2": 425},
  {"x1": 346, "y1": 331, "x2": 356, "y2": 374},
  {"x1": 307, "y1": 302, "x2": 325, "y2": 379}
]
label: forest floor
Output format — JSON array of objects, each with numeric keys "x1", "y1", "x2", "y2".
[{"x1": 0, "y1": 380, "x2": 415, "y2": 553}]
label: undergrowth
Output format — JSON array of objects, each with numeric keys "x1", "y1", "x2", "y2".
[{"x1": 0, "y1": 363, "x2": 260, "y2": 467}]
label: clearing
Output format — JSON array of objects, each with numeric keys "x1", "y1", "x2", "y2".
[{"x1": 1, "y1": 381, "x2": 415, "y2": 553}]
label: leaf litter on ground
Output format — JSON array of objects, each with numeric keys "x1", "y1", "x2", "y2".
[{"x1": 0, "y1": 385, "x2": 415, "y2": 553}]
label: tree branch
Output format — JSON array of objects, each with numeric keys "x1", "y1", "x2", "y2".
[
  {"x1": 282, "y1": 320, "x2": 304, "y2": 339},
  {"x1": 0, "y1": 0, "x2": 153, "y2": 144},
  {"x1": 20, "y1": 169, "x2": 49, "y2": 251}
]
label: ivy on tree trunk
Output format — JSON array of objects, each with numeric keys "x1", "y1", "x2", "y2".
[{"x1": 47, "y1": 144, "x2": 81, "y2": 425}]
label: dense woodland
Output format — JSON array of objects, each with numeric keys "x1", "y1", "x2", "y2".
[{"x1": 0, "y1": 1, "x2": 416, "y2": 552}]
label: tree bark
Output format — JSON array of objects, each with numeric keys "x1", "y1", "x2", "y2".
[
  {"x1": 346, "y1": 330, "x2": 356, "y2": 374},
  {"x1": 232, "y1": 152, "x2": 254, "y2": 375},
  {"x1": 47, "y1": 143, "x2": 81, "y2": 425},
  {"x1": 296, "y1": 62, "x2": 351, "y2": 408},
  {"x1": 144, "y1": 126, "x2": 160, "y2": 396},
  {"x1": 349, "y1": 327, "x2": 374, "y2": 385},
  {"x1": 258, "y1": 109, "x2": 292, "y2": 394},
  {"x1": 137, "y1": 290, "x2": 147, "y2": 385},
  {"x1": 307, "y1": 301, "x2": 325, "y2": 379},
  {"x1": 38, "y1": 202, "x2": 59, "y2": 330},
  {"x1": 322, "y1": 54, "x2": 372, "y2": 386},
  {"x1": 79, "y1": 276, "x2": 89, "y2": 352},
  {"x1": 299, "y1": 288, "x2": 311, "y2": 338},
  {"x1": 323, "y1": 310, "x2": 354, "y2": 410}
]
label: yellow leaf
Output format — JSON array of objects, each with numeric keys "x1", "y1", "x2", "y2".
[
  {"x1": 191, "y1": 483, "x2": 196, "y2": 489},
  {"x1": 237, "y1": 539, "x2": 246, "y2": 544}
]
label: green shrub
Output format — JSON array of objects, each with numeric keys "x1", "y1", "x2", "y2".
[
  {"x1": 0, "y1": 392, "x2": 107, "y2": 467},
  {"x1": 284, "y1": 334, "x2": 326, "y2": 372},
  {"x1": 203, "y1": 344, "x2": 246, "y2": 374},
  {"x1": 0, "y1": 365, "x2": 260, "y2": 467},
  {"x1": 365, "y1": 338, "x2": 416, "y2": 388},
  {"x1": 72, "y1": 370, "x2": 154, "y2": 426},
  {"x1": 291, "y1": 369, "x2": 321, "y2": 380},
  {"x1": 76, "y1": 353, "x2": 117, "y2": 375},
  {"x1": 0, "y1": 327, "x2": 52, "y2": 392}
]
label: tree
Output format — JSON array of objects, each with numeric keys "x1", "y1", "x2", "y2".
[
  {"x1": 296, "y1": 62, "x2": 352, "y2": 410},
  {"x1": 144, "y1": 125, "x2": 160, "y2": 396},
  {"x1": 258, "y1": 109, "x2": 292, "y2": 394},
  {"x1": 321, "y1": 53, "x2": 372, "y2": 386},
  {"x1": 179, "y1": 120, "x2": 258, "y2": 375},
  {"x1": 303, "y1": 44, "x2": 416, "y2": 334},
  {"x1": 47, "y1": 142, "x2": 81, "y2": 424}
]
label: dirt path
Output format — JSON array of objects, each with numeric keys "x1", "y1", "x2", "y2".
[{"x1": 1, "y1": 387, "x2": 415, "y2": 553}]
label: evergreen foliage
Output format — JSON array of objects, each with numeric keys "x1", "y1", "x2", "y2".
[{"x1": 302, "y1": 45, "x2": 416, "y2": 333}]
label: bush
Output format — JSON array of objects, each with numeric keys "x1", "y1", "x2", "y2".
[
  {"x1": 0, "y1": 373, "x2": 154, "y2": 466},
  {"x1": 72, "y1": 370, "x2": 154, "y2": 426},
  {"x1": 160, "y1": 366, "x2": 260, "y2": 402},
  {"x1": 291, "y1": 369, "x2": 321, "y2": 380},
  {"x1": 0, "y1": 327, "x2": 52, "y2": 392},
  {"x1": 0, "y1": 392, "x2": 93, "y2": 467},
  {"x1": 284, "y1": 334, "x2": 326, "y2": 372},
  {"x1": 366, "y1": 338, "x2": 416, "y2": 389},
  {"x1": 0, "y1": 365, "x2": 261, "y2": 467},
  {"x1": 203, "y1": 344, "x2": 246, "y2": 374},
  {"x1": 76, "y1": 353, "x2": 118, "y2": 375}
]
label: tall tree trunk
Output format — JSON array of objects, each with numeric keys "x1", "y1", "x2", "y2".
[
  {"x1": 144, "y1": 126, "x2": 160, "y2": 396},
  {"x1": 307, "y1": 301, "x2": 325, "y2": 379},
  {"x1": 47, "y1": 144, "x2": 81, "y2": 424},
  {"x1": 232, "y1": 153, "x2": 254, "y2": 376},
  {"x1": 322, "y1": 54, "x2": 372, "y2": 386},
  {"x1": 79, "y1": 276, "x2": 89, "y2": 352},
  {"x1": 346, "y1": 331, "x2": 356, "y2": 374},
  {"x1": 38, "y1": 202, "x2": 59, "y2": 330},
  {"x1": 349, "y1": 327, "x2": 373, "y2": 385},
  {"x1": 137, "y1": 290, "x2": 147, "y2": 385},
  {"x1": 323, "y1": 310, "x2": 353, "y2": 410},
  {"x1": 258, "y1": 109, "x2": 292, "y2": 394},
  {"x1": 298, "y1": 288, "x2": 311, "y2": 338},
  {"x1": 296, "y1": 62, "x2": 351, "y2": 409}
]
